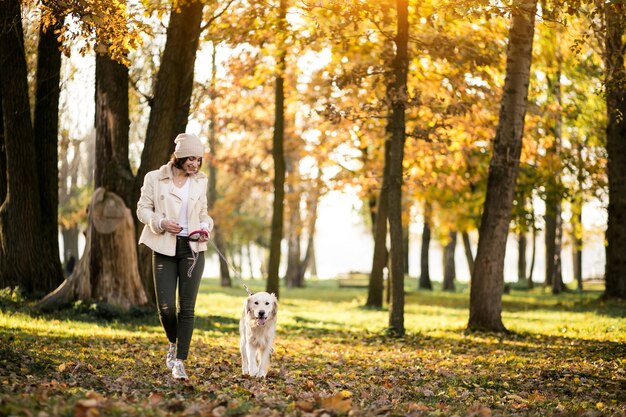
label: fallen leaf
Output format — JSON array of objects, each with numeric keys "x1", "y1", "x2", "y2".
[{"x1": 320, "y1": 392, "x2": 352, "y2": 413}]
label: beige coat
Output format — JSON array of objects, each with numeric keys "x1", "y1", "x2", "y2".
[{"x1": 137, "y1": 162, "x2": 212, "y2": 256}]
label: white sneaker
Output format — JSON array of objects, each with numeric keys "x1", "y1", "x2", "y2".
[
  {"x1": 172, "y1": 360, "x2": 188, "y2": 380},
  {"x1": 166, "y1": 343, "x2": 176, "y2": 370}
]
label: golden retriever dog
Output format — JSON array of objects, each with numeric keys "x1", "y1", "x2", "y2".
[{"x1": 240, "y1": 292, "x2": 277, "y2": 377}]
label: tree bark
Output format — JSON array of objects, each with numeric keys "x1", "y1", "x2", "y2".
[
  {"x1": 366, "y1": 140, "x2": 390, "y2": 308},
  {"x1": 462, "y1": 231, "x2": 474, "y2": 281},
  {"x1": 34, "y1": 0, "x2": 65, "y2": 291},
  {"x1": 266, "y1": 0, "x2": 287, "y2": 298},
  {"x1": 442, "y1": 231, "x2": 457, "y2": 291},
  {"x1": 572, "y1": 206, "x2": 583, "y2": 292},
  {"x1": 544, "y1": 25, "x2": 564, "y2": 294},
  {"x1": 469, "y1": 0, "x2": 537, "y2": 332},
  {"x1": 0, "y1": 0, "x2": 57, "y2": 294},
  {"x1": 527, "y1": 221, "x2": 536, "y2": 289},
  {"x1": 419, "y1": 203, "x2": 432, "y2": 290},
  {"x1": 133, "y1": 0, "x2": 205, "y2": 302},
  {"x1": 42, "y1": 42, "x2": 147, "y2": 310},
  {"x1": 0, "y1": 91, "x2": 5, "y2": 206},
  {"x1": 39, "y1": 189, "x2": 147, "y2": 309},
  {"x1": 285, "y1": 151, "x2": 301, "y2": 289},
  {"x1": 387, "y1": 0, "x2": 408, "y2": 336},
  {"x1": 603, "y1": 1, "x2": 626, "y2": 299},
  {"x1": 518, "y1": 231, "x2": 526, "y2": 282}
]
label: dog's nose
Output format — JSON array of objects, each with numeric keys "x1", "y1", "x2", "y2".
[{"x1": 258, "y1": 310, "x2": 265, "y2": 317}]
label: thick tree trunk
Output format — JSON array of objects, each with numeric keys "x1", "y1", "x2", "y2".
[
  {"x1": 442, "y1": 231, "x2": 457, "y2": 291},
  {"x1": 39, "y1": 189, "x2": 147, "y2": 309},
  {"x1": 419, "y1": 204, "x2": 432, "y2": 290},
  {"x1": 0, "y1": 0, "x2": 56, "y2": 294},
  {"x1": 366, "y1": 140, "x2": 390, "y2": 308},
  {"x1": 41, "y1": 43, "x2": 149, "y2": 310},
  {"x1": 604, "y1": 2, "x2": 626, "y2": 299},
  {"x1": 42, "y1": 40, "x2": 147, "y2": 309},
  {"x1": 34, "y1": 2, "x2": 65, "y2": 291},
  {"x1": 469, "y1": 0, "x2": 537, "y2": 332},
  {"x1": 387, "y1": 0, "x2": 408, "y2": 336},
  {"x1": 134, "y1": 0, "x2": 205, "y2": 301},
  {"x1": 266, "y1": 0, "x2": 287, "y2": 298}
]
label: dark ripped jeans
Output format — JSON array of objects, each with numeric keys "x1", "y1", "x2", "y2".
[{"x1": 153, "y1": 236, "x2": 204, "y2": 360}]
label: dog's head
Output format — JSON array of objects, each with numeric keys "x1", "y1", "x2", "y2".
[{"x1": 246, "y1": 292, "x2": 277, "y2": 326}]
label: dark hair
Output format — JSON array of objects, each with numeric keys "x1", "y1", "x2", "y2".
[{"x1": 170, "y1": 154, "x2": 203, "y2": 170}]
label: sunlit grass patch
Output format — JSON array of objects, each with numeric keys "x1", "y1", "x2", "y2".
[{"x1": 1, "y1": 278, "x2": 624, "y2": 417}]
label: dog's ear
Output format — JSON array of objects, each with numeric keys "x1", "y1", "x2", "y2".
[
  {"x1": 246, "y1": 296, "x2": 253, "y2": 314},
  {"x1": 271, "y1": 293, "x2": 278, "y2": 314}
]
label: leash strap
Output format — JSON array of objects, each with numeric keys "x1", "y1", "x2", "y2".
[{"x1": 208, "y1": 237, "x2": 253, "y2": 296}]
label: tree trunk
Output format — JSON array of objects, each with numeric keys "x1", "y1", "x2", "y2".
[
  {"x1": 59, "y1": 135, "x2": 82, "y2": 268},
  {"x1": 551, "y1": 204, "x2": 564, "y2": 294},
  {"x1": 544, "y1": 24, "x2": 564, "y2": 294},
  {"x1": 39, "y1": 189, "x2": 147, "y2": 309},
  {"x1": 544, "y1": 211, "x2": 556, "y2": 287},
  {"x1": 133, "y1": 0, "x2": 205, "y2": 301},
  {"x1": 207, "y1": 42, "x2": 231, "y2": 287},
  {"x1": 0, "y1": 92, "x2": 5, "y2": 205},
  {"x1": 366, "y1": 140, "x2": 390, "y2": 308},
  {"x1": 41, "y1": 44, "x2": 149, "y2": 309},
  {"x1": 295, "y1": 181, "x2": 320, "y2": 286},
  {"x1": 285, "y1": 151, "x2": 301, "y2": 289},
  {"x1": 0, "y1": 0, "x2": 56, "y2": 295},
  {"x1": 308, "y1": 243, "x2": 317, "y2": 277},
  {"x1": 442, "y1": 231, "x2": 457, "y2": 291},
  {"x1": 462, "y1": 231, "x2": 474, "y2": 280},
  {"x1": 34, "y1": 4, "x2": 65, "y2": 290},
  {"x1": 572, "y1": 205, "x2": 583, "y2": 292},
  {"x1": 603, "y1": 1, "x2": 626, "y2": 299},
  {"x1": 518, "y1": 231, "x2": 526, "y2": 283},
  {"x1": 527, "y1": 222, "x2": 536, "y2": 289},
  {"x1": 266, "y1": 0, "x2": 287, "y2": 298},
  {"x1": 419, "y1": 203, "x2": 432, "y2": 290},
  {"x1": 403, "y1": 223, "x2": 409, "y2": 274},
  {"x1": 469, "y1": 0, "x2": 537, "y2": 332},
  {"x1": 387, "y1": 0, "x2": 408, "y2": 337}
]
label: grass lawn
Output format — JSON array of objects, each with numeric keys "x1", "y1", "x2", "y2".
[{"x1": 1, "y1": 279, "x2": 624, "y2": 416}]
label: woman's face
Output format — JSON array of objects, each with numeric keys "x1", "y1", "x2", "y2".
[{"x1": 181, "y1": 156, "x2": 202, "y2": 175}]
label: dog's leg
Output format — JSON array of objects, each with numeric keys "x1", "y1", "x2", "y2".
[
  {"x1": 246, "y1": 342, "x2": 258, "y2": 376},
  {"x1": 257, "y1": 348, "x2": 271, "y2": 377},
  {"x1": 240, "y1": 333, "x2": 249, "y2": 375},
  {"x1": 256, "y1": 328, "x2": 275, "y2": 377}
]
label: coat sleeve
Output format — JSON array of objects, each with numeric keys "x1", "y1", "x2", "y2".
[{"x1": 136, "y1": 172, "x2": 165, "y2": 234}]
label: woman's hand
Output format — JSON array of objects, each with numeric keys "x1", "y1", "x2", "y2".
[{"x1": 162, "y1": 219, "x2": 183, "y2": 234}]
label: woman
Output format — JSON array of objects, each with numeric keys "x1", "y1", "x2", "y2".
[{"x1": 137, "y1": 133, "x2": 214, "y2": 380}]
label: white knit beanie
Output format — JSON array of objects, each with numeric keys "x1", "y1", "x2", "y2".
[{"x1": 173, "y1": 133, "x2": 204, "y2": 158}]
